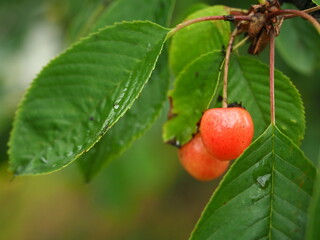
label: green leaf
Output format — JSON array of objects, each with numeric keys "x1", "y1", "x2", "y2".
[
  {"x1": 276, "y1": 16, "x2": 320, "y2": 75},
  {"x1": 174, "y1": 3, "x2": 209, "y2": 24},
  {"x1": 75, "y1": 0, "x2": 175, "y2": 180},
  {"x1": 65, "y1": 0, "x2": 104, "y2": 43},
  {"x1": 77, "y1": 52, "x2": 170, "y2": 181},
  {"x1": 9, "y1": 21, "x2": 169, "y2": 175},
  {"x1": 74, "y1": 0, "x2": 175, "y2": 180},
  {"x1": 92, "y1": 0, "x2": 175, "y2": 31},
  {"x1": 306, "y1": 161, "x2": 320, "y2": 240},
  {"x1": 68, "y1": 0, "x2": 175, "y2": 44},
  {"x1": 169, "y1": 5, "x2": 230, "y2": 76},
  {"x1": 312, "y1": 0, "x2": 320, "y2": 5},
  {"x1": 228, "y1": 56, "x2": 305, "y2": 144},
  {"x1": 190, "y1": 125, "x2": 316, "y2": 240},
  {"x1": 163, "y1": 51, "x2": 224, "y2": 146}
]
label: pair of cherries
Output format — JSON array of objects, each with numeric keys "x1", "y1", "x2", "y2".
[{"x1": 179, "y1": 107, "x2": 254, "y2": 181}]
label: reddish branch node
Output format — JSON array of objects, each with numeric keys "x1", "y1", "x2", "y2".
[{"x1": 171, "y1": 1, "x2": 320, "y2": 54}]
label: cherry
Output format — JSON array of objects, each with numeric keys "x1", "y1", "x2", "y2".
[
  {"x1": 200, "y1": 107, "x2": 254, "y2": 161},
  {"x1": 178, "y1": 133, "x2": 229, "y2": 181}
]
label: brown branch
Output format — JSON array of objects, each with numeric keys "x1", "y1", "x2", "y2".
[
  {"x1": 268, "y1": 9, "x2": 320, "y2": 33},
  {"x1": 168, "y1": 15, "x2": 252, "y2": 37}
]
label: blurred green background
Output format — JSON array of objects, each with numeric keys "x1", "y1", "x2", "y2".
[{"x1": 0, "y1": 0, "x2": 319, "y2": 239}]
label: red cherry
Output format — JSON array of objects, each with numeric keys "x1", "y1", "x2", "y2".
[
  {"x1": 178, "y1": 133, "x2": 230, "y2": 181},
  {"x1": 200, "y1": 107, "x2": 254, "y2": 161}
]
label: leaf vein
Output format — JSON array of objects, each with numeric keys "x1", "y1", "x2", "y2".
[
  {"x1": 274, "y1": 169, "x2": 311, "y2": 197},
  {"x1": 273, "y1": 194, "x2": 306, "y2": 216},
  {"x1": 222, "y1": 142, "x2": 272, "y2": 188},
  {"x1": 271, "y1": 225, "x2": 292, "y2": 239},
  {"x1": 272, "y1": 208, "x2": 303, "y2": 231}
]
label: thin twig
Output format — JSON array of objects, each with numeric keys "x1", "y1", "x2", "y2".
[
  {"x1": 222, "y1": 28, "x2": 238, "y2": 108},
  {"x1": 269, "y1": 29, "x2": 276, "y2": 125},
  {"x1": 282, "y1": 6, "x2": 320, "y2": 21},
  {"x1": 229, "y1": 7, "x2": 249, "y2": 15},
  {"x1": 268, "y1": 9, "x2": 320, "y2": 33},
  {"x1": 303, "y1": 5, "x2": 320, "y2": 14},
  {"x1": 168, "y1": 15, "x2": 252, "y2": 37},
  {"x1": 233, "y1": 35, "x2": 250, "y2": 50}
]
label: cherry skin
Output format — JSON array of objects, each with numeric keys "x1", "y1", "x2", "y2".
[
  {"x1": 178, "y1": 133, "x2": 230, "y2": 181},
  {"x1": 200, "y1": 107, "x2": 254, "y2": 161}
]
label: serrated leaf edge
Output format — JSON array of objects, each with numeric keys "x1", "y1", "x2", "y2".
[
  {"x1": 8, "y1": 21, "x2": 169, "y2": 176},
  {"x1": 189, "y1": 124, "x2": 316, "y2": 239},
  {"x1": 162, "y1": 50, "x2": 224, "y2": 145},
  {"x1": 236, "y1": 56, "x2": 306, "y2": 144}
]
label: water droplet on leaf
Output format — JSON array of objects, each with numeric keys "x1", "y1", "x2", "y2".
[
  {"x1": 40, "y1": 157, "x2": 48, "y2": 164},
  {"x1": 256, "y1": 174, "x2": 271, "y2": 188},
  {"x1": 67, "y1": 151, "x2": 73, "y2": 157}
]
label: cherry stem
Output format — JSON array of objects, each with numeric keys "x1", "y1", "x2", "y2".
[
  {"x1": 222, "y1": 28, "x2": 238, "y2": 108},
  {"x1": 302, "y1": 5, "x2": 320, "y2": 14},
  {"x1": 269, "y1": 29, "x2": 276, "y2": 125},
  {"x1": 168, "y1": 15, "x2": 252, "y2": 37},
  {"x1": 268, "y1": 9, "x2": 320, "y2": 33}
]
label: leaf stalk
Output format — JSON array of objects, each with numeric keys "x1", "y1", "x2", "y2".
[
  {"x1": 269, "y1": 29, "x2": 276, "y2": 124},
  {"x1": 222, "y1": 28, "x2": 238, "y2": 108}
]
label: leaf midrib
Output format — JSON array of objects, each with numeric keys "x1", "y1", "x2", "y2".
[
  {"x1": 268, "y1": 126, "x2": 311, "y2": 239},
  {"x1": 268, "y1": 126, "x2": 275, "y2": 239}
]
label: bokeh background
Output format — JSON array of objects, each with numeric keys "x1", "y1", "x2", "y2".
[{"x1": 1, "y1": 0, "x2": 319, "y2": 239}]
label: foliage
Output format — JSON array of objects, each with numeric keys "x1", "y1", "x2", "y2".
[
  {"x1": 76, "y1": 0, "x2": 175, "y2": 181},
  {"x1": 1, "y1": 0, "x2": 320, "y2": 239},
  {"x1": 191, "y1": 125, "x2": 316, "y2": 239},
  {"x1": 9, "y1": 21, "x2": 169, "y2": 175},
  {"x1": 163, "y1": 51, "x2": 224, "y2": 146}
]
